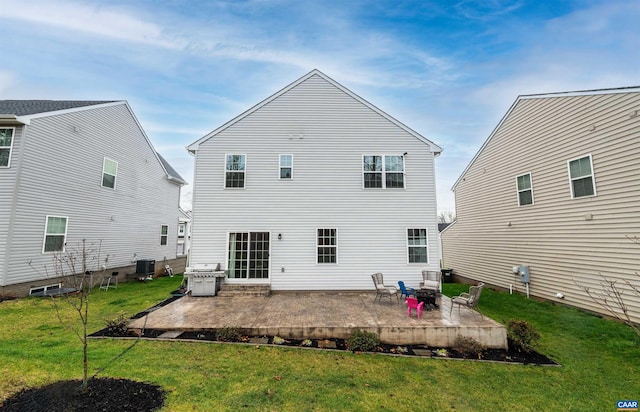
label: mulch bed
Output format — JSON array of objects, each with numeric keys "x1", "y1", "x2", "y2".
[{"x1": 0, "y1": 378, "x2": 165, "y2": 412}]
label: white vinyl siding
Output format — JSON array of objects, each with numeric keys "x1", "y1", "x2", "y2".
[
  {"x1": 0, "y1": 128, "x2": 15, "y2": 167},
  {"x1": 516, "y1": 173, "x2": 534, "y2": 206},
  {"x1": 43, "y1": 216, "x2": 68, "y2": 253},
  {"x1": 407, "y1": 228, "x2": 428, "y2": 263},
  {"x1": 279, "y1": 154, "x2": 293, "y2": 179},
  {"x1": 568, "y1": 154, "x2": 596, "y2": 198},
  {"x1": 316, "y1": 228, "x2": 337, "y2": 264},
  {"x1": 102, "y1": 158, "x2": 118, "y2": 189},
  {"x1": 225, "y1": 154, "x2": 246, "y2": 188},
  {"x1": 362, "y1": 155, "x2": 404, "y2": 188}
]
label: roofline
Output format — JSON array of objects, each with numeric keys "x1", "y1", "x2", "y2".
[
  {"x1": 187, "y1": 69, "x2": 442, "y2": 155},
  {"x1": 13, "y1": 101, "x2": 125, "y2": 125},
  {"x1": 451, "y1": 85, "x2": 640, "y2": 191}
]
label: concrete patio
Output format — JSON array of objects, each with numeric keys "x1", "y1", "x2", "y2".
[{"x1": 128, "y1": 292, "x2": 508, "y2": 349}]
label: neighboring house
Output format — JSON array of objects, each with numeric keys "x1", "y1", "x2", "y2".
[
  {"x1": 187, "y1": 69, "x2": 442, "y2": 291},
  {"x1": 0, "y1": 100, "x2": 186, "y2": 296},
  {"x1": 177, "y1": 208, "x2": 192, "y2": 260},
  {"x1": 441, "y1": 87, "x2": 640, "y2": 323}
]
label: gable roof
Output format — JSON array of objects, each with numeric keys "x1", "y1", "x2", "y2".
[
  {"x1": 157, "y1": 152, "x2": 187, "y2": 185},
  {"x1": 0, "y1": 100, "x2": 118, "y2": 116},
  {"x1": 451, "y1": 85, "x2": 640, "y2": 191},
  {"x1": 187, "y1": 69, "x2": 442, "y2": 154}
]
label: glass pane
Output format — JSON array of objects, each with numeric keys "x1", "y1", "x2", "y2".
[
  {"x1": 280, "y1": 155, "x2": 292, "y2": 167},
  {"x1": 385, "y1": 156, "x2": 403, "y2": 172},
  {"x1": 363, "y1": 156, "x2": 382, "y2": 172},
  {"x1": 0, "y1": 129, "x2": 13, "y2": 146},
  {"x1": 407, "y1": 228, "x2": 427, "y2": 246},
  {"x1": 225, "y1": 172, "x2": 245, "y2": 188},
  {"x1": 280, "y1": 167, "x2": 292, "y2": 179},
  {"x1": 102, "y1": 173, "x2": 116, "y2": 188},
  {"x1": 44, "y1": 235, "x2": 65, "y2": 252},
  {"x1": 161, "y1": 225, "x2": 168, "y2": 235},
  {"x1": 409, "y1": 247, "x2": 428, "y2": 263},
  {"x1": 573, "y1": 177, "x2": 594, "y2": 197},
  {"x1": 226, "y1": 155, "x2": 245, "y2": 171},
  {"x1": 160, "y1": 235, "x2": 167, "y2": 246},
  {"x1": 386, "y1": 172, "x2": 404, "y2": 188},
  {"x1": 519, "y1": 190, "x2": 533, "y2": 205},
  {"x1": 364, "y1": 173, "x2": 382, "y2": 188},
  {"x1": 46, "y1": 217, "x2": 67, "y2": 234},
  {"x1": 517, "y1": 174, "x2": 531, "y2": 190},
  {"x1": 570, "y1": 157, "x2": 591, "y2": 178},
  {"x1": 0, "y1": 149, "x2": 9, "y2": 167},
  {"x1": 103, "y1": 159, "x2": 117, "y2": 175}
]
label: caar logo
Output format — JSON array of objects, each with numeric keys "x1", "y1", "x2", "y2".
[{"x1": 617, "y1": 400, "x2": 638, "y2": 411}]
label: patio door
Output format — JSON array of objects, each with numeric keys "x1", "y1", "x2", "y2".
[{"x1": 227, "y1": 232, "x2": 270, "y2": 279}]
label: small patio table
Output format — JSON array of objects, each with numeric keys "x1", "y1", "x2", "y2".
[{"x1": 416, "y1": 288, "x2": 440, "y2": 311}]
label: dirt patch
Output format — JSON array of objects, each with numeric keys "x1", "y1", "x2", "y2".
[{"x1": 0, "y1": 377, "x2": 165, "y2": 412}]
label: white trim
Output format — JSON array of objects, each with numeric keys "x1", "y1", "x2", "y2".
[
  {"x1": 0, "y1": 127, "x2": 15, "y2": 168},
  {"x1": 279, "y1": 154, "x2": 293, "y2": 180},
  {"x1": 16, "y1": 101, "x2": 125, "y2": 125},
  {"x1": 406, "y1": 227, "x2": 429, "y2": 264},
  {"x1": 42, "y1": 215, "x2": 68, "y2": 254},
  {"x1": 316, "y1": 228, "x2": 338, "y2": 265},
  {"x1": 567, "y1": 154, "x2": 597, "y2": 199},
  {"x1": 101, "y1": 157, "x2": 118, "y2": 189},
  {"x1": 29, "y1": 283, "x2": 62, "y2": 295},
  {"x1": 224, "y1": 153, "x2": 247, "y2": 189},
  {"x1": 515, "y1": 172, "x2": 534, "y2": 206}
]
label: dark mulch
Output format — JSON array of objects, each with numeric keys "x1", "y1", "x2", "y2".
[{"x1": 0, "y1": 378, "x2": 165, "y2": 412}]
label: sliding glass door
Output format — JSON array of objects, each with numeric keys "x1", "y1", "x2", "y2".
[{"x1": 228, "y1": 232, "x2": 270, "y2": 279}]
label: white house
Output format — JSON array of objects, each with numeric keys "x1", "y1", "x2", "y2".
[
  {"x1": 441, "y1": 87, "x2": 640, "y2": 323},
  {"x1": 187, "y1": 70, "x2": 442, "y2": 291},
  {"x1": 0, "y1": 100, "x2": 186, "y2": 296}
]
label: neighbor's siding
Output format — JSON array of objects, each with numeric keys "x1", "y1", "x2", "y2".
[
  {"x1": 3, "y1": 104, "x2": 181, "y2": 286},
  {"x1": 191, "y1": 73, "x2": 440, "y2": 290},
  {"x1": 442, "y1": 91, "x2": 640, "y2": 323}
]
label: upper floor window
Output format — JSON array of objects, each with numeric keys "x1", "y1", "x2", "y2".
[
  {"x1": 279, "y1": 154, "x2": 293, "y2": 179},
  {"x1": 178, "y1": 223, "x2": 186, "y2": 238},
  {"x1": 407, "y1": 228, "x2": 428, "y2": 263},
  {"x1": 0, "y1": 128, "x2": 15, "y2": 167},
  {"x1": 102, "y1": 158, "x2": 118, "y2": 189},
  {"x1": 317, "y1": 228, "x2": 337, "y2": 264},
  {"x1": 568, "y1": 155, "x2": 596, "y2": 198},
  {"x1": 160, "y1": 225, "x2": 168, "y2": 245},
  {"x1": 43, "y1": 216, "x2": 68, "y2": 253},
  {"x1": 225, "y1": 154, "x2": 246, "y2": 188},
  {"x1": 516, "y1": 173, "x2": 534, "y2": 206},
  {"x1": 363, "y1": 155, "x2": 404, "y2": 189}
]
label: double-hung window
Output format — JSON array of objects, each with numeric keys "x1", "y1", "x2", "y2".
[
  {"x1": 102, "y1": 158, "x2": 118, "y2": 189},
  {"x1": 407, "y1": 228, "x2": 428, "y2": 263},
  {"x1": 160, "y1": 225, "x2": 168, "y2": 245},
  {"x1": 279, "y1": 154, "x2": 293, "y2": 179},
  {"x1": 568, "y1": 155, "x2": 596, "y2": 198},
  {"x1": 363, "y1": 155, "x2": 404, "y2": 188},
  {"x1": 0, "y1": 128, "x2": 15, "y2": 167},
  {"x1": 516, "y1": 173, "x2": 534, "y2": 206},
  {"x1": 317, "y1": 228, "x2": 337, "y2": 264},
  {"x1": 225, "y1": 154, "x2": 246, "y2": 188},
  {"x1": 43, "y1": 216, "x2": 68, "y2": 253}
]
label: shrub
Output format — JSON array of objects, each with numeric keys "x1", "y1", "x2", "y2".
[
  {"x1": 301, "y1": 339, "x2": 313, "y2": 347},
  {"x1": 105, "y1": 312, "x2": 129, "y2": 337},
  {"x1": 453, "y1": 335, "x2": 485, "y2": 358},
  {"x1": 216, "y1": 326, "x2": 243, "y2": 342},
  {"x1": 347, "y1": 330, "x2": 380, "y2": 352},
  {"x1": 507, "y1": 319, "x2": 541, "y2": 353},
  {"x1": 272, "y1": 336, "x2": 286, "y2": 345}
]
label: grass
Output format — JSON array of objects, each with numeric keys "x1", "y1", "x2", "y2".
[{"x1": 1, "y1": 277, "x2": 638, "y2": 411}]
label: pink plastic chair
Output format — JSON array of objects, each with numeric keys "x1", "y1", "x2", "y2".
[{"x1": 406, "y1": 297, "x2": 424, "y2": 319}]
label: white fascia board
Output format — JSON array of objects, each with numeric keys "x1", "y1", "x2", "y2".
[{"x1": 15, "y1": 101, "x2": 126, "y2": 125}]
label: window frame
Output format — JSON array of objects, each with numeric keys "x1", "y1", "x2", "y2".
[
  {"x1": 406, "y1": 228, "x2": 428, "y2": 264},
  {"x1": 316, "y1": 228, "x2": 338, "y2": 264},
  {"x1": 225, "y1": 154, "x2": 246, "y2": 188},
  {"x1": 160, "y1": 224, "x2": 169, "y2": 246},
  {"x1": 362, "y1": 155, "x2": 405, "y2": 189},
  {"x1": 279, "y1": 154, "x2": 293, "y2": 179},
  {"x1": 567, "y1": 154, "x2": 597, "y2": 199},
  {"x1": 515, "y1": 172, "x2": 534, "y2": 206},
  {"x1": 101, "y1": 157, "x2": 118, "y2": 189},
  {"x1": 42, "y1": 215, "x2": 68, "y2": 254},
  {"x1": 0, "y1": 127, "x2": 15, "y2": 168}
]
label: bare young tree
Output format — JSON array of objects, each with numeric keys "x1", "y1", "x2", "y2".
[
  {"x1": 574, "y1": 235, "x2": 640, "y2": 339},
  {"x1": 30, "y1": 239, "x2": 108, "y2": 392},
  {"x1": 438, "y1": 210, "x2": 456, "y2": 224}
]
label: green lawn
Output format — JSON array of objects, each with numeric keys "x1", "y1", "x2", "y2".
[{"x1": 1, "y1": 277, "x2": 638, "y2": 411}]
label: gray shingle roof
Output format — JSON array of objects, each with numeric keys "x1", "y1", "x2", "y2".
[
  {"x1": 0, "y1": 100, "x2": 117, "y2": 116},
  {"x1": 157, "y1": 152, "x2": 187, "y2": 185}
]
